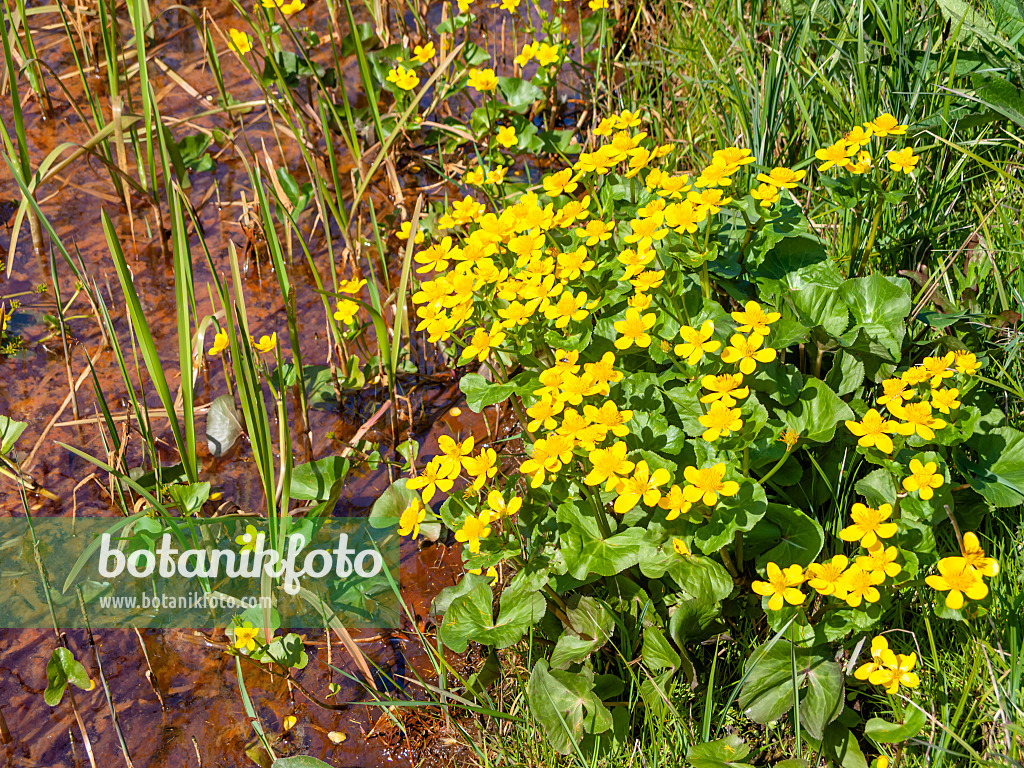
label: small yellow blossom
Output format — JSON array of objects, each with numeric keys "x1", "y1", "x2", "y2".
[
  {"x1": 496, "y1": 125, "x2": 518, "y2": 148},
  {"x1": 901, "y1": 458, "x2": 944, "y2": 500},
  {"x1": 614, "y1": 309, "x2": 657, "y2": 350},
  {"x1": 699, "y1": 402, "x2": 743, "y2": 442},
  {"x1": 752, "y1": 562, "x2": 806, "y2": 611},
  {"x1": 926, "y1": 557, "x2": 988, "y2": 609},
  {"x1": 454, "y1": 511, "x2": 492, "y2": 553},
  {"x1": 252, "y1": 332, "x2": 277, "y2": 353},
  {"x1": 467, "y1": 68, "x2": 498, "y2": 91},
  {"x1": 845, "y1": 409, "x2": 898, "y2": 453},
  {"x1": 398, "y1": 499, "x2": 427, "y2": 538},
  {"x1": 731, "y1": 300, "x2": 781, "y2": 335},
  {"x1": 839, "y1": 503, "x2": 897, "y2": 548},
  {"x1": 682, "y1": 463, "x2": 739, "y2": 506},
  {"x1": 228, "y1": 29, "x2": 253, "y2": 54},
  {"x1": 674, "y1": 321, "x2": 720, "y2": 364},
  {"x1": 867, "y1": 113, "x2": 908, "y2": 137},
  {"x1": 887, "y1": 147, "x2": 919, "y2": 174},
  {"x1": 412, "y1": 41, "x2": 436, "y2": 63},
  {"x1": 386, "y1": 66, "x2": 420, "y2": 91},
  {"x1": 720, "y1": 332, "x2": 777, "y2": 374},
  {"x1": 209, "y1": 329, "x2": 229, "y2": 355}
]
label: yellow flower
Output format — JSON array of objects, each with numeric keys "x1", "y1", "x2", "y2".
[
  {"x1": 406, "y1": 458, "x2": 454, "y2": 502},
  {"x1": 960, "y1": 532, "x2": 999, "y2": 577},
  {"x1": 930, "y1": 387, "x2": 960, "y2": 414},
  {"x1": 890, "y1": 400, "x2": 946, "y2": 440},
  {"x1": 614, "y1": 460, "x2": 670, "y2": 514},
  {"x1": 514, "y1": 41, "x2": 537, "y2": 66},
  {"x1": 543, "y1": 168, "x2": 578, "y2": 197},
  {"x1": 954, "y1": 351, "x2": 980, "y2": 374},
  {"x1": 720, "y1": 332, "x2": 777, "y2": 374},
  {"x1": 487, "y1": 490, "x2": 522, "y2": 519},
  {"x1": 854, "y1": 635, "x2": 890, "y2": 680},
  {"x1": 526, "y1": 396, "x2": 563, "y2": 432},
  {"x1": 845, "y1": 409, "x2": 898, "y2": 453},
  {"x1": 749, "y1": 183, "x2": 780, "y2": 208},
  {"x1": 779, "y1": 429, "x2": 799, "y2": 451},
  {"x1": 398, "y1": 499, "x2": 427, "y2": 538},
  {"x1": 585, "y1": 441, "x2": 634, "y2": 491},
  {"x1": 454, "y1": 511, "x2": 492, "y2": 553},
  {"x1": 713, "y1": 146, "x2": 754, "y2": 167},
  {"x1": 397, "y1": 221, "x2": 425, "y2": 244},
  {"x1": 386, "y1": 65, "x2": 420, "y2": 91},
  {"x1": 583, "y1": 400, "x2": 632, "y2": 437},
  {"x1": 843, "y1": 150, "x2": 873, "y2": 174},
  {"x1": 468, "y1": 565, "x2": 499, "y2": 584},
  {"x1": 867, "y1": 113, "x2": 908, "y2": 137},
  {"x1": 855, "y1": 544, "x2": 902, "y2": 579},
  {"x1": 699, "y1": 402, "x2": 743, "y2": 442},
  {"x1": 695, "y1": 161, "x2": 734, "y2": 188},
  {"x1": 261, "y1": 0, "x2": 305, "y2": 13},
  {"x1": 614, "y1": 309, "x2": 657, "y2": 350},
  {"x1": 412, "y1": 41, "x2": 435, "y2": 63},
  {"x1": 755, "y1": 166, "x2": 805, "y2": 189},
  {"x1": 752, "y1": 562, "x2": 806, "y2": 611},
  {"x1": 658, "y1": 485, "x2": 692, "y2": 521},
  {"x1": 498, "y1": 0, "x2": 519, "y2": 11},
  {"x1": 496, "y1": 125, "x2": 518, "y2": 148},
  {"x1": 576, "y1": 219, "x2": 614, "y2": 246},
  {"x1": 840, "y1": 566, "x2": 885, "y2": 607},
  {"x1": 674, "y1": 320, "x2": 720, "y2": 364},
  {"x1": 926, "y1": 557, "x2": 989, "y2": 609},
  {"x1": 228, "y1": 29, "x2": 253, "y2": 54},
  {"x1": 464, "y1": 448, "x2": 498, "y2": 489},
  {"x1": 461, "y1": 323, "x2": 506, "y2": 362},
  {"x1": 588, "y1": 0, "x2": 608, "y2": 8},
  {"x1": 806, "y1": 555, "x2": 850, "y2": 597},
  {"x1": 235, "y1": 524, "x2": 260, "y2": 552},
  {"x1": 901, "y1": 458, "x2": 944, "y2": 501},
  {"x1": 887, "y1": 147, "x2": 919, "y2": 174},
  {"x1": 869, "y1": 650, "x2": 920, "y2": 694},
  {"x1": 682, "y1": 463, "x2": 739, "y2": 506},
  {"x1": 233, "y1": 621, "x2": 260, "y2": 653},
  {"x1": 915, "y1": 354, "x2": 951, "y2": 388},
  {"x1": 338, "y1": 277, "x2": 367, "y2": 294},
  {"x1": 877, "y1": 377, "x2": 910, "y2": 408},
  {"x1": 252, "y1": 332, "x2": 277, "y2": 353},
  {"x1": 467, "y1": 68, "x2": 498, "y2": 91},
  {"x1": 333, "y1": 299, "x2": 359, "y2": 326},
  {"x1": 535, "y1": 42, "x2": 560, "y2": 66},
  {"x1": 845, "y1": 125, "x2": 874, "y2": 147},
  {"x1": 839, "y1": 503, "x2": 897, "y2": 548},
  {"x1": 209, "y1": 329, "x2": 229, "y2": 356},
  {"x1": 815, "y1": 139, "x2": 856, "y2": 171},
  {"x1": 437, "y1": 435, "x2": 475, "y2": 479},
  {"x1": 731, "y1": 300, "x2": 781, "y2": 335},
  {"x1": 700, "y1": 373, "x2": 749, "y2": 408}
]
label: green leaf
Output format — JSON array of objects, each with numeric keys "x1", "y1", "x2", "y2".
[
  {"x1": 957, "y1": 426, "x2": 1024, "y2": 507},
  {"x1": 368, "y1": 479, "x2": 418, "y2": 528},
  {"x1": 686, "y1": 735, "x2": 755, "y2": 768},
  {"x1": 558, "y1": 501, "x2": 651, "y2": 579},
  {"x1": 273, "y1": 758, "x2": 335, "y2": 768},
  {"x1": 0, "y1": 415, "x2": 27, "y2": 454},
  {"x1": 821, "y1": 722, "x2": 869, "y2": 768},
  {"x1": 783, "y1": 379, "x2": 854, "y2": 443},
  {"x1": 291, "y1": 456, "x2": 352, "y2": 501},
  {"x1": 263, "y1": 633, "x2": 309, "y2": 670},
  {"x1": 747, "y1": 504, "x2": 824, "y2": 570},
  {"x1": 550, "y1": 595, "x2": 614, "y2": 669},
  {"x1": 854, "y1": 468, "x2": 897, "y2": 508},
  {"x1": 528, "y1": 661, "x2": 611, "y2": 755},
  {"x1": 438, "y1": 576, "x2": 546, "y2": 653},
  {"x1": 864, "y1": 704, "x2": 928, "y2": 743},
  {"x1": 838, "y1": 275, "x2": 911, "y2": 361},
  {"x1": 642, "y1": 626, "x2": 680, "y2": 672},
  {"x1": 738, "y1": 640, "x2": 843, "y2": 739},
  {"x1": 44, "y1": 647, "x2": 93, "y2": 706},
  {"x1": 498, "y1": 76, "x2": 544, "y2": 113},
  {"x1": 693, "y1": 479, "x2": 768, "y2": 554}
]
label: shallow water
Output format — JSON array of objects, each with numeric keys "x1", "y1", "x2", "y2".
[{"x1": 0, "y1": 0, "x2": 547, "y2": 762}]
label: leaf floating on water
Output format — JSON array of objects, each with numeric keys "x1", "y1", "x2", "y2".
[
  {"x1": 327, "y1": 731, "x2": 348, "y2": 744},
  {"x1": 206, "y1": 394, "x2": 244, "y2": 457}
]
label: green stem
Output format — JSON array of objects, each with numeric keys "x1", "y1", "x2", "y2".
[{"x1": 757, "y1": 446, "x2": 795, "y2": 485}]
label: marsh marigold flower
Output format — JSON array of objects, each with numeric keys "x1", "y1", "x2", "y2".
[
  {"x1": 855, "y1": 636, "x2": 890, "y2": 680},
  {"x1": 750, "y1": 183, "x2": 780, "y2": 208},
  {"x1": 659, "y1": 485, "x2": 692, "y2": 521},
  {"x1": 614, "y1": 460, "x2": 670, "y2": 514},
  {"x1": 455, "y1": 512, "x2": 492, "y2": 553},
  {"x1": 959, "y1": 532, "x2": 999, "y2": 577},
  {"x1": 887, "y1": 147, "x2": 919, "y2": 174},
  {"x1": 815, "y1": 139, "x2": 856, "y2": 171},
  {"x1": 856, "y1": 544, "x2": 902, "y2": 579},
  {"x1": 845, "y1": 409, "x2": 898, "y2": 453},
  {"x1": 228, "y1": 29, "x2": 253, "y2": 54},
  {"x1": 398, "y1": 499, "x2": 427, "y2": 538},
  {"x1": 412, "y1": 41, "x2": 435, "y2": 63},
  {"x1": 407, "y1": 458, "x2": 454, "y2": 502},
  {"x1": 699, "y1": 402, "x2": 743, "y2": 442},
  {"x1": 720, "y1": 332, "x2": 777, "y2": 374},
  {"x1": 954, "y1": 351, "x2": 980, "y2": 374},
  {"x1": 682, "y1": 463, "x2": 739, "y2": 506},
  {"x1": 386, "y1": 66, "x2": 420, "y2": 91},
  {"x1": 496, "y1": 125, "x2": 517, "y2": 148},
  {"x1": 732, "y1": 300, "x2": 781, "y2": 335},
  {"x1": 902, "y1": 458, "x2": 944, "y2": 500},
  {"x1": 870, "y1": 650, "x2": 919, "y2": 694},
  {"x1": 867, "y1": 113, "x2": 908, "y2": 137},
  {"x1": 806, "y1": 555, "x2": 850, "y2": 597},
  {"x1": 252, "y1": 332, "x2": 277, "y2": 353},
  {"x1": 209, "y1": 329, "x2": 229, "y2": 355},
  {"x1": 585, "y1": 441, "x2": 635, "y2": 491},
  {"x1": 926, "y1": 557, "x2": 988, "y2": 609},
  {"x1": 890, "y1": 401, "x2": 946, "y2": 440},
  {"x1": 700, "y1": 373, "x2": 749, "y2": 407},
  {"x1": 614, "y1": 309, "x2": 657, "y2": 350},
  {"x1": 756, "y1": 166, "x2": 805, "y2": 189},
  {"x1": 930, "y1": 387, "x2": 960, "y2": 414},
  {"x1": 752, "y1": 563, "x2": 806, "y2": 611},
  {"x1": 840, "y1": 566, "x2": 885, "y2": 607},
  {"x1": 467, "y1": 68, "x2": 498, "y2": 91},
  {"x1": 675, "y1": 320, "x2": 719, "y2": 364},
  {"x1": 839, "y1": 503, "x2": 897, "y2": 548}
]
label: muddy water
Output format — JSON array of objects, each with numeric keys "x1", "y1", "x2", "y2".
[{"x1": 0, "y1": 0, "x2": 570, "y2": 763}]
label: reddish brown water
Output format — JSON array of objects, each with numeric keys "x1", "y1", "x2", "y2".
[{"x1": 0, "y1": 0, "x2": 567, "y2": 763}]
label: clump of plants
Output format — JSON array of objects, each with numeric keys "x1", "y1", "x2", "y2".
[{"x1": 374, "y1": 103, "x2": 1020, "y2": 763}]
